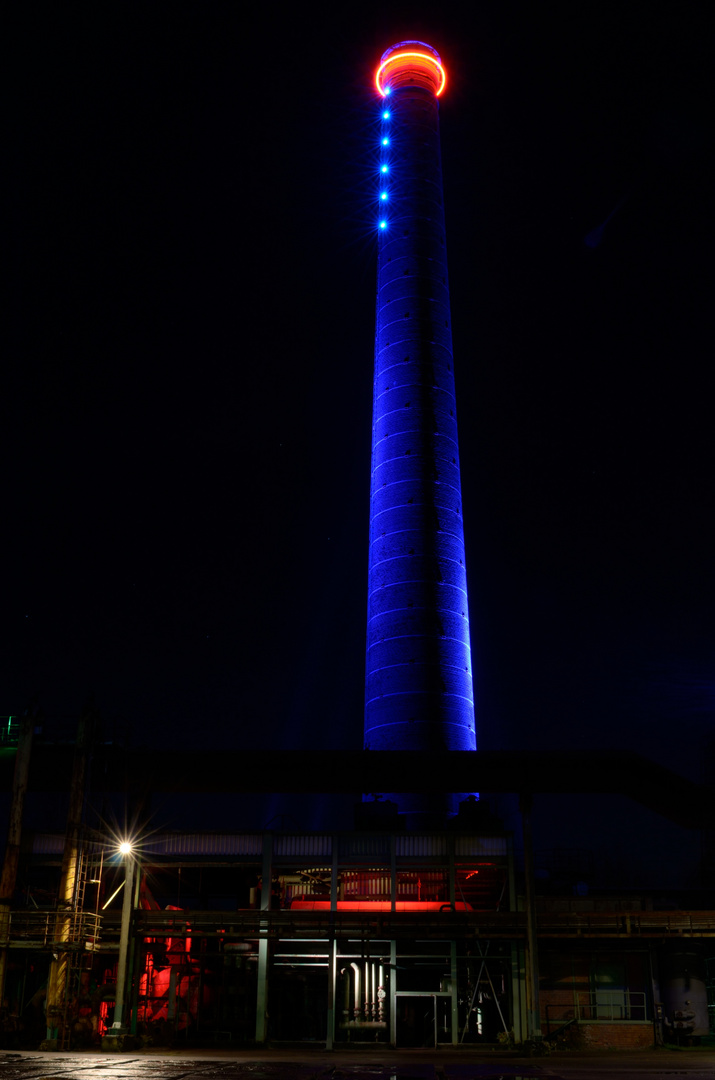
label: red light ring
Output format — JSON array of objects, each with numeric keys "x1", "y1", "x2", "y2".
[{"x1": 375, "y1": 50, "x2": 446, "y2": 97}]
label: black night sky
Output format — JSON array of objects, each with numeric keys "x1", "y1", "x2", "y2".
[{"x1": 5, "y1": 5, "x2": 714, "y2": 866}]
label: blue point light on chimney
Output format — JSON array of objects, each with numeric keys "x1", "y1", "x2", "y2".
[{"x1": 364, "y1": 42, "x2": 477, "y2": 824}]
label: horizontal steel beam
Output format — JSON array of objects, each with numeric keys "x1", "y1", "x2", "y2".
[{"x1": 9, "y1": 907, "x2": 715, "y2": 947}]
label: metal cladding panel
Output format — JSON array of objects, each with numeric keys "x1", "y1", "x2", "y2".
[
  {"x1": 368, "y1": 663, "x2": 473, "y2": 708},
  {"x1": 30, "y1": 830, "x2": 504, "y2": 859},
  {"x1": 368, "y1": 550, "x2": 465, "y2": 589},
  {"x1": 375, "y1": 358, "x2": 456, "y2": 397},
  {"x1": 273, "y1": 834, "x2": 332, "y2": 857},
  {"x1": 454, "y1": 835, "x2": 508, "y2": 857},
  {"x1": 369, "y1": 581, "x2": 469, "y2": 621},
  {"x1": 146, "y1": 833, "x2": 263, "y2": 856},
  {"x1": 372, "y1": 528, "x2": 465, "y2": 564},
  {"x1": 365, "y1": 79, "x2": 476, "y2": 802},
  {"x1": 369, "y1": 495, "x2": 463, "y2": 537},
  {"x1": 32, "y1": 832, "x2": 64, "y2": 854},
  {"x1": 339, "y1": 835, "x2": 391, "y2": 858},
  {"x1": 363, "y1": 714, "x2": 474, "y2": 754},
  {"x1": 395, "y1": 834, "x2": 448, "y2": 857}
]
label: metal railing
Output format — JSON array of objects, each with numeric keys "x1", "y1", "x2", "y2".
[
  {"x1": 545, "y1": 990, "x2": 648, "y2": 1034},
  {"x1": 7, "y1": 905, "x2": 715, "y2": 951},
  {"x1": 5, "y1": 910, "x2": 102, "y2": 949}
]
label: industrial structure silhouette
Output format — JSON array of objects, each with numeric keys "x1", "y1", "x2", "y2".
[{"x1": 0, "y1": 41, "x2": 713, "y2": 1053}]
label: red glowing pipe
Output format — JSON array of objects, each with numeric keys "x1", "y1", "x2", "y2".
[{"x1": 290, "y1": 900, "x2": 472, "y2": 912}]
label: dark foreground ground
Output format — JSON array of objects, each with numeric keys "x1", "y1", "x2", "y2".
[{"x1": 2, "y1": 1048, "x2": 715, "y2": 1079}]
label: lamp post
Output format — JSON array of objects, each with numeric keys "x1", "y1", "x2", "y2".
[{"x1": 110, "y1": 841, "x2": 135, "y2": 1036}]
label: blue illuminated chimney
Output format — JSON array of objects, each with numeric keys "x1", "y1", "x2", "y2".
[{"x1": 364, "y1": 42, "x2": 477, "y2": 824}]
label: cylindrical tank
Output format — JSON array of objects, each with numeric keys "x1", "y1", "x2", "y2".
[{"x1": 658, "y1": 944, "x2": 709, "y2": 1039}]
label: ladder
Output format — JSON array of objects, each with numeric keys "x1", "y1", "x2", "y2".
[{"x1": 57, "y1": 846, "x2": 102, "y2": 1049}]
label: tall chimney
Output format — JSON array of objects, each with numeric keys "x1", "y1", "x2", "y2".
[{"x1": 364, "y1": 42, "x2": 477, "y2": 826}]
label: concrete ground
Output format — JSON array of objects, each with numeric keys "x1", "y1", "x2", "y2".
[{"x1": 2, "y1": 1047, "x2": 715, "y2": 1079}]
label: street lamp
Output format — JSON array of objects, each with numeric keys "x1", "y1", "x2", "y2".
[{"x1": 110, "y1": 840, "x2": 135, "y2": 1036}]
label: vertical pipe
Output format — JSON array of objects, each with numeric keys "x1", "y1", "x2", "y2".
[
  {"x1": 343, "y1": 965, "x2": 350, "y2": 1026},
  {"x1": 46, "y1": 703, "x2": 95, "y2": 1041},
  {"x1": 331, "y1": 835, "x2": 338, "y2": 913},
  {"x1": 507, "y1": 832, "x2": 523, "y2": 1041},
  {"x1": 389, "y1": 940, "x2": 397, "y2": 1046},
  {"x1": 326, "y1": 937, "x2": 336, "y2": 1049},
  {"x1": 521, "y1": 794, "x2": 542, "y2": 1040},
  {"x1": 350, "y1": 963, "x2": 361, "y2": 1021},
  {"x1": 450, "y1": 939, "x2": 458, "y2": 1044},
  {"x1": 507, "y1": 834, "x2": 517, "y2": 912},
  {"x1": 510, "y1": 942, "x2": 525, "y2": 1044},
  {"x1": 255, "y1": 832, "x2": 272, "y2": 1044},
  {"x1": 0, "y1": 710, "x2": 34, "y2": 1008}
]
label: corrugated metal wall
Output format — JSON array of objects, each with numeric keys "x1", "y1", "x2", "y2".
[{"x1": 30, "y1": 830, "x2": 507, "y2": 858}]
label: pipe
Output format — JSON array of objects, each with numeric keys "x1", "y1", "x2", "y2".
[
  {"x1": 350, "y1": 963, "x2": 361, "y2": 1021},
  {"x1": 0, "y1": 710, "x2": 35, "y2": 1007}
]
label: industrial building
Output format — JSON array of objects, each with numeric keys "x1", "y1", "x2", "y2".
[
  {"x1": 2, "y1": 41, "x2": 713, "y2": 1053},
  {"x1": 1, "y1": 731, "x2": 714, "y2": 1050}
]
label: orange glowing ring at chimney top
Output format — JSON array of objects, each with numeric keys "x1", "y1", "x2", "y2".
[{"x1": 375, "y1": 46, "x2": 446, "y2": 98}]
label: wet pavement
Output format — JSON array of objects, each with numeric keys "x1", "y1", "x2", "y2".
[
  {"x1": 2, "y1": 1050, "x2": 715, "y2": 1079},
  {"x1": 0, "y1": 1058, "x2": 558, "y2": 1079}
]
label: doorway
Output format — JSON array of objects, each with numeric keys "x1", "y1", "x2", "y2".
[{"x1": 396, "y1": 993, "x2": 451, "y2": 1047}]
